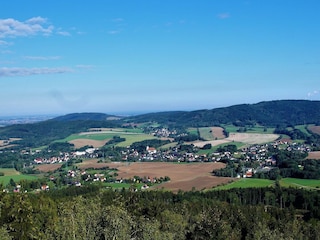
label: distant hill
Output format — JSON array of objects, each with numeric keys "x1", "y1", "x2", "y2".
[
  {"x1": 52, "y1": 112, "x2": 122, "y2": 121},
  {"x1": 126, "y1": 100, "x2": 320, "y2": 127},
  {"x1": 1, "y1": 99, "x2": 320, "y2": 149}
]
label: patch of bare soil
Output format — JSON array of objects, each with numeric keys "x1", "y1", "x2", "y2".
[
  {"x1": 306, "y1": 151, "x2": 320, "y2": 159},
  {"x1": 35, "y1": 164, "x2": 63, "y2": 172},
  {"x1": 77, "y1": 159, "x2": 122, "y2": 169},
  {"x1": 69, "y1": 139, "x2": 109, "y2": 148},
  {"x1": 308, "y1": 125, "x2": 320, "y2": 135},
  {"x1": 211, "y1": 127, "x2": 225, "y2": 139}
]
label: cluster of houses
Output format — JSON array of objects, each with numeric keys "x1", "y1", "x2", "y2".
[{"x1": 33, "y1": 148, "x2": 97, "y2": 164}]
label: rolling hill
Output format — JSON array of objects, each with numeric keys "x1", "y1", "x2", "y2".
[{"x1": 0, "y1": 99, "x2": 319, "y2": 148}]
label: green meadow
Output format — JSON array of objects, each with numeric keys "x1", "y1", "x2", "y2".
[
  {"x1": 280, "y1": 178, "x2": 320, "y2": 189},
  {"x1": 214, "y1": 178, "x2": 275, "y2": 190},
  {"x1": 214, "y1": 177, "x2": 320, "y2": 190},
  {"x1": 222, "y1": 124, "x2": 275, "y2": 134},
  {"x1": 0, "y1": 168, "x2": 38, "y2": 186},
  {"x1": 58, "y1": 128, "x2": 157, "y2": 148}
]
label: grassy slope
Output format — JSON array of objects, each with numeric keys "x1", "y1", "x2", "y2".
[
  {"x1": 213, "y1": 178, "x2": 320, "y2": 190},
  {"x1": 0, "y1": 168, "x2": 38, "y2": 186}
]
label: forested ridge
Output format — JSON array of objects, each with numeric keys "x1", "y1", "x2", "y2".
[
  {"x1": 126, "y1": 100, "x2": 320, "y2": 127},
  {"x1": 0, "y1": 185, "x2": 320, "y2": 239},
  {"x1": 1, "y1": 99, "x2": 320, "y2": 149}
]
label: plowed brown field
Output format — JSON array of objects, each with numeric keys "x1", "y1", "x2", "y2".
[
  {"x1": 307, "y1": 151, "x2": 320, "y2": 159},
  {"x1": 77, "y1": 160, "x2": 231, "y2": 192},
  {"x1": 36, "y1": 164, "x2": 63, "y2": 172}
]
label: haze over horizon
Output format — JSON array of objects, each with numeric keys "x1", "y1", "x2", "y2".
[{"x1": 1, "y1": 1, "x2": 319, "y2": 117}]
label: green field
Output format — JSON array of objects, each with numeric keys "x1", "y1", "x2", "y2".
[
  {"x1": 214, "y1": 178, "x2": 275, "y2": 190},
  {"x1": 198, "y1": 127, "x2": 215, "y2": 140},
  {"x1": 294, "y1": 125, "x2": 311, "y2": 136},
  {"x1": 211, "y1": 141, "x2": 245, "y2": 151},
  {"x1": 59, "y1": 129, "x2": 157, "y2": 148},
  {"x1": 222, "y1": 124, "x2": 275, "y2": 134},
  {"x1": 187, "y1": 128, "x2": 198, "y2": 136},
  {"x1": 103, "y1": 182, "x2": 144, "y2": 189},
  {"x1": 213, "y1": 177, "x2": 320, "y2": 190},
  {"x1": 0, "y1": 168, "x2": 38, "y2": 186},
  {"x1": 280, "y1": 178, "x2": 320, "y2": 189}
]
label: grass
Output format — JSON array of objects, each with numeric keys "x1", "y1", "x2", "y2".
[
  {"x1": 213, "y1": 178, "x2": 275, "y2": 190},
  {"x1": 187, "y1": 128, "x2": 198, "y2": 136},
  {"x1": 0, "y1": 168, "x2": 39, "y2": 186},
  {"x1": 211, "y1": 141, "x2": 245, "y2": 151},
  {"x1": 221, "y1": 124, "x2": 275, "y2": 134},
  {"x1": 58, "y1": 129, "x2": 157, "y2": 148},
  {"x1": 103, "y1": 182, "x2": 144, "y2": 189},
  {"x1": 198, "y1": 127, "x2": 215, "y2": 140},
  {"x1": 115, "y1": 134, "x2": 157, "y2": 147},
  {"x1": 213, "y1": 177, "x2": 320, "y2": 191},
  {"x1": 280, "y1": 178, "x2": 320, "y2": 189},
  {"x1": 294, "y1": 125, "x2": 311, "y2": 136}
]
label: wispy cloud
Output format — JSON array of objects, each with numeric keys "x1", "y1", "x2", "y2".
[
  {"x1": 0, "y1": 67, "x2": 73, "y2": 77},
  {"x1": 0, "y1": 17, "x2": 54, "y2": 38},
  {"x1": 108, "y1": 30, "x2": 121, "y2": 35},
  {"x1": 57, "y1": 31, "x2": 71, "y2": 36},
  {"x1": 23, "y1": 56, "x2": 61, "y2": 60},
  {"x1": 217, "y1": 13, "x2": 231, "y2": 19},
  {"x1": 0, "y1": 40, "x2": 13, "y2": 46},
  {"x1": 76, "y1": 64, "x2": 95, "y2": 70},
  {"x1": 307, "y1": 90, "x2": 319, "y2": 98}
]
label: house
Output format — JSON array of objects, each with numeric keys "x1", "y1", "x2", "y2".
[{"x1": 146, "y1": 146, "x2": 157, "y2": 154}]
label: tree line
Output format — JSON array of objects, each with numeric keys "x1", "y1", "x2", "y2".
[{"x1": 0, "y1": 185, "x2": 320, "y2": 239}]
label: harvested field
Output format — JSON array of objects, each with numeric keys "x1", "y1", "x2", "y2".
[
  {"x1": 76, "y1": 159, "x2": 120, "y2": 169},
  {"x1": 0, "y1": 138, "x2": 21, "y2": 149},
  {"x1": 306, "y1": 151, "x2": 320, "y2": 160},
  {"x1": 193, "y1": 132, "x2": 279, "y2": 148},
  {"x1": 308, "y1": 125, "x2": 320, "y2": 135},
  {"x1": 77, "y1": 160, "x2": 230, "y2": 192},
  {"x1": 35, "y1": 164, "x2": 63, "y2": 172},
  {"x1": 69, "y1": 139, "x2": 109, "y2": 148},
  {"x1": 211, "y1": 127, "x2": 225, "y2": 139}
]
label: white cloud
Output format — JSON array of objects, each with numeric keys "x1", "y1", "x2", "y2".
[
  {"x1": 0, "y1": 67, "x2": 73, "y2": 77},
  {"x1": 0, "y1": 17, "x2": 54, "y2": 38},
  {"x1": 57, "y1": 31, "x2": 71, "y2": 36},
  {"x1": 23, "y1": 56, "x2": 61, "y2": 60},
  {"x1": 108, "y1": 30, "x2": 121, "y2": 35},
  {"x1": 307, "y1": 90, "x2": 319, "y2": 98},
  {"x1": 0, "y1": 40, "x2": 12, "y2": 45},
  {"x1": 76, "y1": 64, "x2": 95, "y2": 70}
]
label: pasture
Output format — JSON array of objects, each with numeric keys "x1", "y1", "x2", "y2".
[
  {"x1": 280, "y1": 178, "x2": 320, "y2": 189},
  {"x1": 0, "y1": 168, "x2": 38, "y2": 186},
  {"x1": 58, "y1": 128, "x2": 157, "y2": 148},
  {"x1": 213, "y1": 177, "x2": 320, "y2": 190},
  {"x1": 222, "y1": 124, "x2": 275, "y2": 134},
  {"x1": 214, "y1": 178, "x2": 275, "y2": 190}
]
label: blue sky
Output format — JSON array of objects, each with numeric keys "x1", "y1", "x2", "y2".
[{"x1": 0, "y1": 1, "x2": 319, "y2": 116}]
